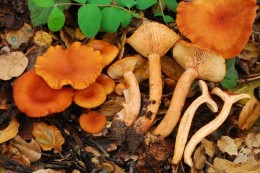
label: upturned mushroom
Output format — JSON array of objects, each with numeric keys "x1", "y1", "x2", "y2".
[
  {"x1": 13, "y1": 70, "x2": 74, "y2": 117},
  {"x1": 184, "y1": 87, "x2": 250, "y2": 167},
  {"x1": 126, "y1": 21, "x2": 180, "y2": 139},
  {"x1": 176, "y1": 0, "x2": 257, "y2": 59},
  {"x1": 107, "y1": 55, "x2": 142, "y2": 144},
  {"x1": 172, "y1": 80, "x2": 218, "y2": 165},
  {"x1": 153, "y1": 40, "x2": 226, "y2": 139}
]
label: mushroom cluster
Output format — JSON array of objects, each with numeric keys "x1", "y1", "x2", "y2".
[{"x1": 13, "y1": 40, "x2": 119, "y2": 134}]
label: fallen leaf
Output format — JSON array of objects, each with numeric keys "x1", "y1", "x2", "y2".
[
  {"x1": 33, "y1": 169, "x2": 66, "y2": 173},
  {"x1": 208, "y1": 157, "x2": 260, "y2": 173},
  {"x1": 201, "y1": 138, "x2": 216, "y2": 158},
  {"x1": 33, "y1": 31, "x2": 53, "y2": 47},
  {"x1": 233, "y1": 147, "x2": 255, "y2": 163},
  {"x1": 0, "y1": 51, "x2": 28, "y2": 80},
  {"x1": 193, "y1": 144, "x2": 206, "y2": 170},
  {"x1": 239, "y1": 41, "x2": 260, "y2": 60},
  {"x1": 12, "y1": 135, "x2": 41, "y2": 163},
  {"x1": 245, "y1": 133, "x2": 260, "y2": 149},
  {"x1": 32, "y1": 122, "x2": 65, "y2": 153},
  {"x1": 217, "y1": 136, "x2": 238, "y2": 156},
  {"x1": 0, "y1": 119, "x2": 19, "y2": 143}
]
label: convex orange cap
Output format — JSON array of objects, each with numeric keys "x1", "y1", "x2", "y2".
[
  {"x1": 176, "y1": 0, "x2": 257, "y2": 59},
  {"x1": 13, "y1": 70, "x2": 74, "y2": 117},
  {"x1": 35, "y1": 42, "x2": 103, "y2": 89}
]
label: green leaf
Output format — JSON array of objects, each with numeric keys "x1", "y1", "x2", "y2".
[
  {"x1": 163, "y1": 0, "x2": 178, "y2": 12},
  {"x1": 121, "y1": 0, "x2": 136, "y2": 8},
  {"x1": 47, "y1": 7, "x2": 65, "y2": 31},
  {"x1": 115, "y1": 0, "x2": 124, "y2": 6},
  {"x1": 154, "y1": 11, "x2": 174, "y2": 23},
  {"x1": 135, "y1": 0, "x2": 156, "y2": 10},
  {"x1": 74, "y1": 0, "x2": 88, "y2": 3},
  {"x1": 28, "y1": 0, "x2": 70, "y2": 27},
  {"x1": 220, "y1": 58, "x2": 239, "y2": 89},
  {"x1": 78, "y1": 4, "x2": 102, "y2": 38},
  {"x1": 118, "y1": 9, "x2": 132, "y2": 27},
  {"x1": 32, "y1": 0, "x2": 54, "y2": 7},
  {"x1": 101, "y1": 7, "x2": 121, "y2": 33},
  {"x1": 88, "y1": 0, "x2": 112, "y2": 5}
]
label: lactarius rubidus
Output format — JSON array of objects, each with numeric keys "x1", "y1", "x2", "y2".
[
  {"x1": 184, "y1": 87, "x2": 250, "y2": 167},
  {"x1": 126, "y1": 21, "x2": 180, "y2": 137},
  {"x1": 153, "y1": 40, "x2": 226, "y2": 138},
  {"x1": 172, "y1": 80, "x2": 218, "y2": 165}
]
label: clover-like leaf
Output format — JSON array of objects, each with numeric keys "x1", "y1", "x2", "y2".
[
  {"x1": 74, "y1": 0, "x2": 87, "y2": 4},
  {"x1": 120, "y1": 0, "x2": 137, "y2": 8},
  {"x1": 88, "y1": 0, "x2": 112, "y2": 5},
  {"x1": 32, "y1": 122, "x2": 65, "y2": 153},
  {"x1": 78, "y1": 4, "x2": 102, "y2": 38},
  {"x1": 101, "y1": 7, "x2": 121, "y2": 33},
  {"x1": 221, "y1": 58, "x2": 239, "y2": 89},
  {"x1": 48, "y1": 7, "x2": 65, "y2": 31},
  {"x1": 163, "y1": 0, "x2": 178, "y2": 12},
  {"x1": 135, "y1": 0, "x2": 156, "y2": 10},
  {"x1": 32, "y1": 0, "x2": 54, "y2": 7}
]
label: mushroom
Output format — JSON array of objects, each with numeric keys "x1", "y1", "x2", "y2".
[
  {"x1": 35, "y1": 42, "x2": 103, "y2": 89},
  {"x1": 172, "y1": 80, "x2": 218, "y2": 165},
  {"x1": 86, "y1": 39, "x2": 119, "y2": 67},
  {"x1": 176, "y1": 0, "x2": 257, "y2": 58},
  {"x1": 79, "y1": 111, "x2": 107, "y2": 134},
  {"x1": 126, "y1": 21, "x2": 180, "y2": 137},
  {"x1": 107, "y1": 55, "x2": 142, "y2": 144},
  {"x1": 153, "y1": 40, "x2": 226, "y2": 139},
  {"x1": 183, "y1": 87, "x2": 250, "y2": 167},
  {"x1": 73, "y1": 82, "x2": 107, "y2": 108},
  {"x1": 13, "y1": 70, "x2": 74, "y2": 117},
  {"x1": 96, "y1": 74, "x2": 115, "y2": 95}
]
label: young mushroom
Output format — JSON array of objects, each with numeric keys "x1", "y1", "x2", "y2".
[
  {"x1": 184, "y1": 87, "x2": 250, "y2": 167},
  {"x1": 153, "y1": 40, "x2": 226, "y2": 139},
  {"x1": 126, "y1": 21, "x2": 180, "y2": 139},
  {"x1": 172, "y1": 80, "x2": 218, "y2": 165},
  {"x1": 176, "y1": 0, "x2": 257, "y2": 58},
  {"x1": 13, "y1": 70, "x2": 74, "y2": 117},
  {"x1": 96, "y1": 74, "x2": 115, "y2": 95}
]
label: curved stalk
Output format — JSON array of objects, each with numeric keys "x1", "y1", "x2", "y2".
[
  {"x1": 184, "y1": 87, "x2": 250, "y2": 167},
  {"x1": 172, "y1": 80, "x2": 218, "y2": 165},
  {"x1": 153, "y1": 68, "x2": 198, "y2": 138}
]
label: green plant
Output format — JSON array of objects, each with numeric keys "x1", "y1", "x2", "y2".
[
  {"x1": 220, "y1": 58, "x2": 239, "y2": 89},
  {"x1": 28, "y1": 0, "x2": 178, "y2": 38}
]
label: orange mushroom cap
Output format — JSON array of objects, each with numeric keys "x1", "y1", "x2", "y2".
[
  {"x1": 35, "y1": 42, "x2": 103, "y2": 89},
  {"x1": 176, "y1": 0, "x2": 257, "y2": 59},
  {"x1": 13, "y1": 70, "x2": 74, "y2": 117},
  {"x1": 96, "y1": 74, "x2": 115, "y2": 94},
  {"x1": 86, "y1": 40, "x2": 119, "y2": 67},
  {"x1": 79, "y1": 111, "x2": 107, "y2": 134},
  {"x1": 73, "y1": 82, "x2": 107, "y2": 108}
]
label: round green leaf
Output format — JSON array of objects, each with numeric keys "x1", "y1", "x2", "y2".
[
  {"x1": 88, "y1": 0, "x2": 112, "y2": 5},
  {"x1": 47, "y1": 7, "x2": 65, "y2": 32},
  {"x1": 101, "y1": 7, "x2": 121, "y2": 33},
  {"x1": 74, "y1": 0, "x2": 88, "y2": 4},
  {"x1": 121, "y1": 0, "x2": 137, "y2": 8},
  {"x1": 135, "y1": 0, "x2": 156, "y2": 10},
  {"x1": 32, "y1": 0, "x2": 54, "y2": 7},
  {"x1": 78, "y1": 4, "x2": 102, "y2": 38},
  {"x1": 119, "y1": 10, "x2": 131, "y2": 27}
]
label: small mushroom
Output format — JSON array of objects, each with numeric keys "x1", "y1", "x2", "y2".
[
  {"x1": 73, "y1": 82, "x2": 107, "y2": 108},
  {"x1": 153, "y1": 40, "x2": 226, "y2": 139},
  {"x1": 79, "y1": 111, "x2": 107, "y2": 134},
  {"x1": 13, "y1": 70, "x2": 74, "y2": 117},
  {"x1": 126, "y1": 21, "x2": 180, "y2": 136},
  {"x1": 35, "y1": 42, "x2": 103, "y2": 89},
  {"x1": 172, "y1": 80, "x2": 218, "y2": 165},
  {"x1": 96, "y1": 74, "x2": 115, "y2": 95},
  {"x1": 86, "y1": 40, "x2": 119, "y2": 67},
  {"x1": 183, "y1": 87, "x2": 250, "y2": 167},
  {"x1": 176, "y1": 0, "x2": 257, "y2": 58},
  {"x1": 114, "y1": 82, "x2": 127, "y2": 96}
]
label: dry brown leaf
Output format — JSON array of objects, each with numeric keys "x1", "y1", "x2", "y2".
[
  {"x1": 0, "y1": 51, "x2": 28, "y2": 80},
  {"x1": 201, "y1": 138, "x2": 217, "y2": 158},
  {"x1": 193, "y1": 144, "x2": 206, "y2": 170},
  {"x1": 33, "y1": 31, "x2": 53, "y2": 47},
  {"x1": 12, "y1": 135, "x2": 41, "y2": 163},
  {"x1": 208, "y1": 157, "x2": 260, "y2": 173},
  {"x1": 245, "y1": 133, "x2": 260, "y2": 149},
  {"x1": 238, "y1": 41, "x2": 260, "y2": 60},
  {"x1": 233, "y1": 147, "x2": 255, "y2": 163},
  {"x1": 75, "y1": 27, "x2": 86, "y2": 40},
  {"x1": 234, "y1": 138, "x2": 244, "y2": 149},
  {"x1": 217, "y1": 136, "x2": 238, "y2": 156},
  {"x1": 238, "y1": 98, "x2": 260, "y2": 130},
  {"x1": 32, "y1": 122, "x2": 65, "y2": 153},
  {"x1": 0, "y1": 119, "x2": 19, "y2": 143},
  {"x1": 33, "y1": 169, "x2": 66, "y2": 173}
]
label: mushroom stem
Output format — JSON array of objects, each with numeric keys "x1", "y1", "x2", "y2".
[
  {"x1": 153, "y1": 68, "x2": 198, "y2": 138},
  {"x1": 183, "y1": 87, "x2": 250, "y2": 167},
  {"x1": 133, "y1": 53, "x2": 162, "y2": 133},
  {"x1": 121, "y1": 71, "x2": 141, "y2": 127},
  {"x1": 172, "y1": 80, "x2": 218, "y2": 165}
]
